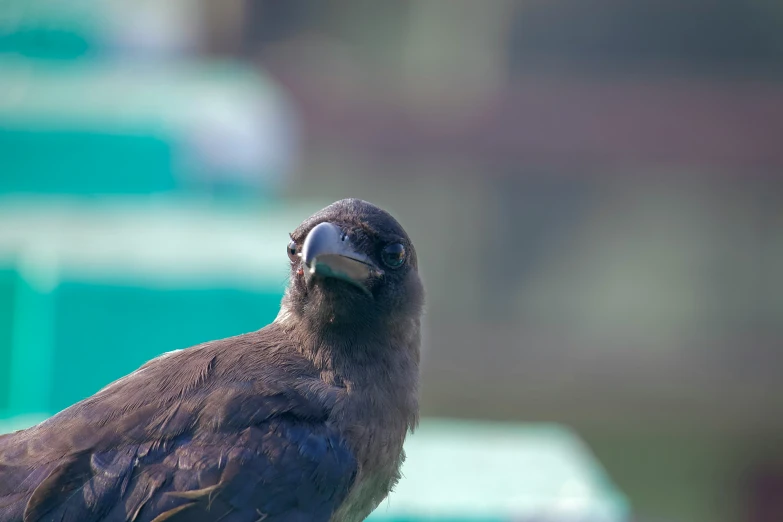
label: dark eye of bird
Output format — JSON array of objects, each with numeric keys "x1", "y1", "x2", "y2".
[
  {"x1": 381, "y1": 243, "x2": 406, "y2": 268},
  {"x1": 287, "y1": 240, "x2": 298, "y2": 262}
]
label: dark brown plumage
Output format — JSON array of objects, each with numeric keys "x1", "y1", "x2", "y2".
[{"x1": 0, "y1": 198, "x2": 424, "y2": 522}]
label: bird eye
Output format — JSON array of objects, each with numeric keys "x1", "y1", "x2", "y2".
[
  {"x1": 287, "y1": 240, "x2": 299, "y2": 262},
  {"x1": 381, "y1": 243, "x2": 406, "y2": 268}
]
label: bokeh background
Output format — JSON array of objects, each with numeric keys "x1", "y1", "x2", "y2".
[{"x1": 2, "y1": 1, "x2": 783, "y2": 521}]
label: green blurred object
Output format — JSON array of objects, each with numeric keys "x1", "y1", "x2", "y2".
[
  {"x1": 0, "y1": 57, "x2": 297, "y2": 197},
  {"x1": 0, "y1": 0, "x2": 200, "y2": 61},
  {"x1": 0, "y1": 414, "x2": 48, "y2": 435},
  {"x1": 0, "y1": 196, "x2": 313, "y2": 418},
  {"x1": 12, "y1": 282, "x2": 283, "y2": 415},
  {"x1": 0, "y1": 28, "x2": 90, "y2": 60},
  {"x1": 367, "y1": 419, "x2": 630, "y2": 522},
  {"x1": 0, "y1": 268, "x2": 16, "y2": 413},
  {"x1": 0, "y1": 128, "x2": 175, "y2": 195},
  {"x1": 0, "y1": 0, "x2": 95, "y2": 60}
]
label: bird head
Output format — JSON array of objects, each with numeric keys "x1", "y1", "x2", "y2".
[{"x1": 279, "y1": 199, "x2": 424, "y2": 331}]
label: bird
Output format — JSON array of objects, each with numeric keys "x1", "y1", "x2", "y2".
[{"x1": 0, "y1": 198, "x2": 424, "y2": 522}]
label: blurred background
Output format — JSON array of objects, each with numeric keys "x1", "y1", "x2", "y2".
[{"x1": 1, "y1": 1, "x2": 783, "y2": 521}]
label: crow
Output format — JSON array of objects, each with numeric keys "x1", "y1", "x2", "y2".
[{"x1": 0, "y1": 198, "x2": 424, "y2": 522}]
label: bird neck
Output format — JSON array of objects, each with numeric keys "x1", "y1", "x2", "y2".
[
  {"x1": 274, "y1": 303, "x2": 419, "y2": 394},
  {"x1": 304, "y1": 321, "x2": 418, "y2": 383}
]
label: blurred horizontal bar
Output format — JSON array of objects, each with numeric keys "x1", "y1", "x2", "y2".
[{"x1": 275, "y1": 69, "x2": 783, "y2": 171}]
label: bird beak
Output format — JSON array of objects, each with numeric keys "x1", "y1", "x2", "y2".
[{"x1": 301, "y1": 222, "x2": 382, "y2": 293}]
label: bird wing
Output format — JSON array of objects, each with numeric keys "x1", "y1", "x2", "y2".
[
  {"x1": 0, "y1": 379, "x2": 357, "y2": 522},
  {"x1": 1, "y1": 418, "x2": 355, "y2": 522}
]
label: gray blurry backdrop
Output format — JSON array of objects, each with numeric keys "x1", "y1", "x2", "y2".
[{"x1": 2, "y1": 2, "x2": 783, "y2": 521}]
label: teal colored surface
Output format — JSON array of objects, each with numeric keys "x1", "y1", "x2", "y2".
[
  {"x1": 0, "y1": 29, "x2": 91, "y2": 60},
  {"x1": 6, "y1": 270, "x2": 55, "y2": 417},
  {"x1": 0, "y1": 128, "x2": 175, "y2": 195},
  {"x1": 0, "y1": 56, "x2": 293, "y2": 198},
  {"x1": 367, "y1": 420, "x2": 629, "y2": 522},
  {"x1": 0, "y1": 275, "x2": 285, "y2": 417},
  {"x1": 47, "y1": 283, "x2": 283, "y2": 413},
  {"x1": 0, "y1": 269, "x2": 16, "y2": 412},
  {"x1": 0, "y1": 0, "x2": 94, "y2": 60},
  {"x1": 0, "y1": 414, "x2": 48, "y2": 435}
]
